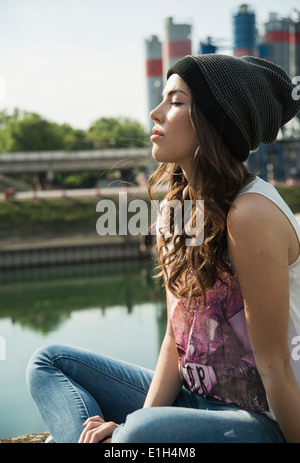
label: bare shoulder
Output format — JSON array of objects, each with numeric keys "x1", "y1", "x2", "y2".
[
  {"x1": 227, "y1": 192, "x2": 287, "y2": 235},
  {"x1": 227, "y1": 192, "x2": 292, "y2": 268}
]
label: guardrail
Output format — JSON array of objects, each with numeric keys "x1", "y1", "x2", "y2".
[
  {"x1": 0, "y1": 185, "x2": 168, "y2": 201},
  {"x1": 0, "y1": 185, "x2": 152, "y2": 201},
  {"x1": 0, "y1": 148, "x2": 149, "y2": 162}
]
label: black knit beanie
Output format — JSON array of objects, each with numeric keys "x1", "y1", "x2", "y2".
[{"x1": 167, "y1": 54, "x2": 300, "y2": 162}]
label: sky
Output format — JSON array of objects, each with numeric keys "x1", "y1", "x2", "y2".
[{"x1": 0, "y1": 0, "x2": 299, "y2": 131}]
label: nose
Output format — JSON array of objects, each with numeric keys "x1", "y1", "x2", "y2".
[{"x1": 150, "y1": 102, "x2": 163, "y2": 122}]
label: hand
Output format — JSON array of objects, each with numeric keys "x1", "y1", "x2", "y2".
[{"x1": 78, "y1": 415, "x2": 119, "y2": 443}]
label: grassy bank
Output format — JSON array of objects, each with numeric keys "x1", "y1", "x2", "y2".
[
  {"x1": 276, "y1": 186, "x2": 300, "y2": 214},
  {"x1": 0, "y1": 195, "x2": 154, "y2": 244},
  {"x1": 0, "y1": 185, "x2": 299, "y2": 244},
  {"x1": 0, "y1": 197, "x2": 102, "y2": 243}
]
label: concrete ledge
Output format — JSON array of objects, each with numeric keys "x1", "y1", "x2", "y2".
[
  {"x1": 0, "y1": 237, "x2": 152, "y2": 270},
  {"x1": 0, "y1": 432, "x2": 50, "y2": 443}
]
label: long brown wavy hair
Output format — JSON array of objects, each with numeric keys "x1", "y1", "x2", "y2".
[{"x1": 147, "y1": 98, "x2": 255, "y2": 308}]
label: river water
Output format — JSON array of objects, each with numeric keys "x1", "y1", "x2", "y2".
[{"x1": 0, "y1": 260, "x2": 166, "y2": 439}]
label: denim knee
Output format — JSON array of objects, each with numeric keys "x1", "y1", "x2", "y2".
[{"x1": 26, "y1": 344, "x2": 64, "y2": 391}]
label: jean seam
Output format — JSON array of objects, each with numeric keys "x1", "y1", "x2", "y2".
[
  {"x1": 49, "y1": 356, "x2": 91, "y2": 423},
  {"x1": 52, "y1": 354, "x2": 149, "y2": 396}
]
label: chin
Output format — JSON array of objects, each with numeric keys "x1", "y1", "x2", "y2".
[{"x1": 151, "y1": 147, "x2": 172, "y2": 164}]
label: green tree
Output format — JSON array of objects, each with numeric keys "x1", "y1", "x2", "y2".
[
  {"x1": 59, "y1": 123, "x2": 94, "y2": 150},
  {"x1": 0, "y1": 108, "x2": 21, "y2": 130},
  {"x1": 0, "y1": 110, "x2": 148, "y2": 152},
  {"x1": 87, "y1": 117, "x2": 147, "y2": 149},
  {"x1": 0, "y1": 110, "x2": 64, "y2": 152}
]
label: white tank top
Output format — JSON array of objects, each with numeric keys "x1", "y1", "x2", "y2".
[{"x1": 235, "y1": 176, "x2": 300, "y2": 392}]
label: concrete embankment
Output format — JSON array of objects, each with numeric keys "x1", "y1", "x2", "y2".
[{"x1": 0, "y1": 235, "x2": 153, "y2": 270}]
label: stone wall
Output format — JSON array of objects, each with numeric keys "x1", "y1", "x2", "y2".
[{"x1": 0, "y1": 432, "x2": 50, "y2": 443}]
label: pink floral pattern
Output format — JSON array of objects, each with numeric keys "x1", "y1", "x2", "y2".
[{"x1": 168, "y1": 272, "x2": 269, "y2": 412}]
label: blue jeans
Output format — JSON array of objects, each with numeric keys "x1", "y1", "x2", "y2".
[{"x1": 26, "y1": 344, "x2": 285, "y2": 443}]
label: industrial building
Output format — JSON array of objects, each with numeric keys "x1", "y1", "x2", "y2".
[
  {"x1": 145, "y1": 17, "x2": 191, "y2": 133},
  {"x1": 162, "y1": 17, "x2": 192, "y2": 81},
  {"x1": 198, "y1": 37, "x2": 217, "y2": 55},
  {"x1": 145, "y1": 35, "x2": 163, "y2": 133},
  {"x1": 263, "y1": 13, "x2": 295, "y2": 75},
  {"x1": 233, "y1": 4, "x2": 258, "y2": 57},
  {"x1": 233, "y1": 5, "x2": 299, "y2": 80},
  {"x1": 145, "y1": 5, "x2": 300, "y2": 182}
]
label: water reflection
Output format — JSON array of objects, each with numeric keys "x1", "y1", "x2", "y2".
[
  {"x1": 0, "y1": 260, "x2": 167, "y2": 439},
  {"x1": 0, "y1": 260, "x2": 166, "y2": 336}
]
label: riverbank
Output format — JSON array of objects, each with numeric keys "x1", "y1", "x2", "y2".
[
  {"x1": 0, "y1": 433, "x2": 50, "y2": 443},
  {"x1": 0, "y1": 201, "x2": 298, "y2": 270},
  {"x1": 0, "y1": 193, "x2": 156, "y2": 268},
  {"x1": 0, "y1": 184, "x2": 299, "y2": 243}
]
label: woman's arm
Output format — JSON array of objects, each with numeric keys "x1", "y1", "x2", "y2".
[
  {"x1": 143, "y1": 290, "x2": 183, "y2": 408},
  {"x1": 227, "y1": 193, "x2": 300, "y2": 443}
]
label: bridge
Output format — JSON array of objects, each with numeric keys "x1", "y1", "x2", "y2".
[
  {"x1": 0, "y1": 147, "x2": 157, "y2": 188},
  {"x1": 0, "y1": 148, "x2": 154, "y2": 174}
]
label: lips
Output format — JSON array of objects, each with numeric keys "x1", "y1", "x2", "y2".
[
  {"x1": 150, "y1": 127, "x2": 164, "y2": 141},
  {"x1": 152, "y1": 127, "x2": 164, "y2": 136}
]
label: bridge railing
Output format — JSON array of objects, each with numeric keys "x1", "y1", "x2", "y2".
[{"x1": 0, "y1": 148, "x2": 149, "y2": 162}]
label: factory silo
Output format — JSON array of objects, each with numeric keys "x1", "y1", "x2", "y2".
[
  {"x1": 263, "y1": 13, "x2": 293, "y2": 75},
  {"x1": 163, "y1": 17, "x2": 192, "y2": 81},
  {"x1": 145, "y1": 35, "x2": 163, "y2": 132},
  {"x1": 233, "y1": 4, "x2": 258, "y2": 57},
  {"x1": 258, "y1": 43, "x2": 271, "y2": 60}
]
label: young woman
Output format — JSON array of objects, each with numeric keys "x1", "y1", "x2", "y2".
[{"x1": 26, "y1": 54, "x2": 300, "y2": 443}]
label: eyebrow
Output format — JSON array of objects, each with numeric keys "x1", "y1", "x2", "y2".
[{"x1": 162, "y1": 89, "x2": 188, "y2": 98}]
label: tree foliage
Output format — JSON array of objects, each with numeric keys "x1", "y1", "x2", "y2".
[
  {"x1": 87, "y1": 117, "x2": 147, "y2": 149},
  {"x1": 0, "y1": 110, "x2": 63, "y2": 151},
  {"x1": 0, "y1": 109, "x2": 147, "y2": 152}
]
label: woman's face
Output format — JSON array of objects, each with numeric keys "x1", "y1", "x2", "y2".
[{"x1": 150, "y1": 74, "x2": 198, "y2": 176}]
